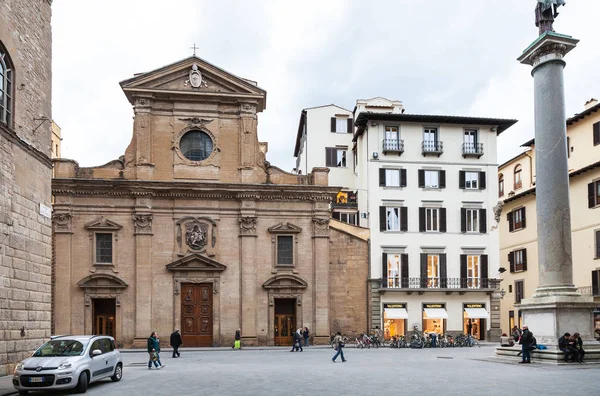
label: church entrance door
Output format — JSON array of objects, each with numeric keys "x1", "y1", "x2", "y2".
[
  {"x1": 181, "y1": 283, "x2": 213, "y2": 347},
  {"x1": 274, "y1": 298, "x2": 296, "y2": 346},
  {"x1": 93, "y1": 298, "x2": 116, "y2": 339}
]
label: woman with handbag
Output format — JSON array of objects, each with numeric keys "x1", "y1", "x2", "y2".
[
  {"x1": 331, "y1": 331, "x2": 347, "y2": 362},
  {"x1": 147, "y1": 332, "x2": 164, "y2": 369}
]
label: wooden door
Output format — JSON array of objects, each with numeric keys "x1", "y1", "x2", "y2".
[
  {"x1": 181, "y1": 283, "x2": 213, "y2": 347},
  {"x1": 93, "y1": 299, "x2": 116, "y2": 339},
  {"x1": 274, "y1": 314, "x2": 295, "y2": 346}
]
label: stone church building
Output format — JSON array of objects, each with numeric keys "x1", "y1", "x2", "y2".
[{"x1": 52, "y1": 56, "x2": 368, "y2": 348}]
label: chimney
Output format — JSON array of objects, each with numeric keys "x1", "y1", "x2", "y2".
[{"x1": 584, "y1": 98, "x2": 598, "y2": 110}]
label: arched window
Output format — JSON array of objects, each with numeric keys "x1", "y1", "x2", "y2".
[
  {"x1": 514, "y1": 165, "x2": 522, "y2": 189},
  {"x1": 0, "y1": 41, "x2": 14, "y2": 127},
  {"x1": 498, "y1": 174, "x2": 504, "y2": 197}
]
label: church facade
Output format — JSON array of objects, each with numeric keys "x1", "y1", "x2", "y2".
[{"x1": 52, "y1": 57, "x2": 368, "y2": 347}]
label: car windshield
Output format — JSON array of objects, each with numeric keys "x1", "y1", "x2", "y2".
[{"x1": 33, "y1": 339, "x2": 88, "y2": 357}]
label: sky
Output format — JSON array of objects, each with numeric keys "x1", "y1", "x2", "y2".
[{"x1": 52, "y1": 0, "x2": 600, "y2": 171}]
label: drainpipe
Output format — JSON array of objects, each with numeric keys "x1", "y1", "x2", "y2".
[
  {"x1": 524, "y1": 150, "x2": 533, "y2": 186},
  {"x1": 367, "y1": 237, "x2": 371, "y2": 334}
]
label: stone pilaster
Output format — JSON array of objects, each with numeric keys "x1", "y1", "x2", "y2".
[
  {"x1": 132, "y1": 199, "x2": 154, "y2": 347},
  {"x1": 312, "y1": 216, "x2": 330, "y2": 342},
  {"x1": 52, "y1": 212, "x2": 73, "y2": 336},
  {"x1": 239, "y1": 212, "x2": 258, "y2": 345}
]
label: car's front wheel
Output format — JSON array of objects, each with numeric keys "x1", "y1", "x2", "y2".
[
  {"x1": 111, "y1": 363, "x2": 122, "y2": 382},
  {"x1": 75, "y1": 371, "x2": 88, "y2": 393}
]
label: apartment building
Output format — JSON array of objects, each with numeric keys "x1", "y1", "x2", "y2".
[
  {"x1": 499, "y1": 98, "x2": 600, "y2": 336},
  {"x1": 293, "y1": 104, "x2": 359, "y2": 224}
]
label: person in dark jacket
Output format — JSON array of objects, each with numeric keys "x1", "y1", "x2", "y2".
[
  {"x1": 558, "y1": 332, "x2": 572, "y2": 362},
  {"x1": 147, "y1": 332, "x2": 164, "y2": 369},
  {"x1": 170, "y1": 329, "x2": 182, "y2": 358},
  {"x1": 573, "y1": 332, "x2": 585, "y2": 363},
  {"x1": 518, "y1": 325, "x2": 533, "y2": 364},
  {"x1": 302, "y1": 327, "x2": 310, "y2": 347},
  {"x1": 290, "y1": 329, "x2": 303, "y2": 352}
]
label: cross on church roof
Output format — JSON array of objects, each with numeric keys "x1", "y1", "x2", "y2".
[{"x1": 190, "y1": 43, "x2": 199, "y2": 56}]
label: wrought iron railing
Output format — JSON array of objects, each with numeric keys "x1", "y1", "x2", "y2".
[
  {"x1": 578, "y1": 286, "x2": 599, "y2": 296},
  {"x1": 382, "y1": 138, "x2": 404, "y2": 153},
  {"x1": 381, "y1": 277, "x2": 492, "y2": 289},
  {"x1": 421, "y1": 141, "x2": 443, "y2": 154},
  {"x1": 462, "y1": 142, "x2": 484, "y2": 156}
]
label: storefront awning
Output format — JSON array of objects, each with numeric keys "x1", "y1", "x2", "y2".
[
  {"x1": 464, "y1": 308, "x2": 489, "y2": 319},
  {"x1": 423, "y1": 308, "x2": 448, "y2": 319},
  {"x1": 384, "y1": 308, "x2": 408, "y2": 319}
]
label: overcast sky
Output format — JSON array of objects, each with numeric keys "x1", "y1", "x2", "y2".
[{"x1": 52, "y1": 0, "x2": 600, "y2": 171}]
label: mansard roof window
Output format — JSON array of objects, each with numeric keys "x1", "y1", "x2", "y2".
[
  {"x1": 0, "y1": 43, "x2": 14, "y2": 127},
  {"x1": 180, "y1": 130, "x2": 213, "y2": 161}
]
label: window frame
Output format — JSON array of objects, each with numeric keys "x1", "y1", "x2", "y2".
[
  {"x1": 325, "y1": 147, "x2": 347, "y2": 167},
  {"x1": 95, "y1": 232, "x2": 114, "y2": 265},
  {"x1": 595, "y1": 229, "x2": 600, "y2": 259},
  {"x1": 0, "y1": 43, "x2": 14, "y2": 127},
  {"x1": 465, "y1": 209, "x2": 479, "y2": 233},
  {"x1": 276, "y1": 235, "x2": 294, "y2": 266},
  {"x1": 427, "y1": 254, "x2": 440, "y2": 288},
  {"x1": 514, "y1": 249, "x2": 526, "y2": 272},
  {"x1": 385, "y1": 169, "x2": 401, "y2": 187},
  {"x1": 466, "y1": 255, "x2": 480, "y2": 288},
  {"x1": 498, "y1": 174, "x2": 504, "y2": 197},
  {"x1": 514, "y1": 280, "x2": 524, "y2": 303},
  {"x1": 514, "y1": 165, "x2": 522, "y2": 189},
  {"x1": 464, "y1": 171, "x2": 479, "y2": 189},
  {"x1": 424, "y1": 170, "x2": 440, "y2": 188},
  {"x1": 387, "y1": 253, "x2": 401, "y2": 288},
  {"x1": 425, "y1": 208, "x2": 439, "y2": 232},
  {"x1": 513, "y1": 209, "x2": 524, "y2": 230}
]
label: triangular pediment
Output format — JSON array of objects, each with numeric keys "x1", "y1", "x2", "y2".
[
  {"x1": 84, "y1": 217, "x2": 123, "y2": 231},
  {"x1": 165, "y1": 253, "x2": 226, "y2": 272},
  {"x1": 268, "y1": 222, "x2": 302, "y2": 234},
  {"x1": 262, "y1": 274, "x2": 307, "y2": 290},
  {"x1": 120, "y1": 56, "x2": 266, "y2": 111},
  {"x1": 77, "y1": 274, "x2": 128, "y2": 289}
]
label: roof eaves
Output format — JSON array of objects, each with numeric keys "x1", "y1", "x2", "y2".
[
  {"x1": 566, "y1": 101, "x2": 600, "y2": 125},
  {"x1": 293, "y1": 110, "x2": 307, "y2": 157}
]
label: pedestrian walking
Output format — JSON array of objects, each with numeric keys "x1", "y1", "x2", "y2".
[
  {"x1": 518, "y1": 325, "x2": 533, "y2": 364},
  {"x1": 170, "y1": 329, "x2": 182, "y2": 358},
  {"x1": 290, "y1": 329, "x2": 303, "y2": 352},
  {"x1": 147, "y1": 332, "x2": 165, "y2": 369},
  {"x1": 233, "y1": 328, "x2": 242, "y2": 349},
  {"x1": 331, "y1": 331, "x2": 346, "y2": 363},
  {"x1": 303, "y1": 327, "x2": 310, "y2": 347}
]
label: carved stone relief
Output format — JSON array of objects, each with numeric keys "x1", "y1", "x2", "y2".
[
  {"x1": 312, "y1": 218, "x2": 330, "y2": 237},
  {"x1": 176, "y1": 216, "x2": 217, "y2": 256},
  {"x1": 239, "y1": 216, "x2": 257, "y2": 236},
  {"x1": 133, "y1": 214, "x2": 153, "y2": 235},
  {"x1": 53, "y1": 213, "x2": 72, "y2": 233}
]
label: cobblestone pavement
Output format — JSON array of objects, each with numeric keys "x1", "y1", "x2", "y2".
[{"x1": 4, "y1": 346, "x2": 600, "y2": 396}]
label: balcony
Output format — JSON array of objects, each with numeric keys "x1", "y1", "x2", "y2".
[
  {"x1": 382, "y1": 138, "x2": 404, "y2": 155},
  {"x1": 421, "y1": 141, "x2": 443, "y2": 157},
  {"x1": 578, "y1": 286, "x2": 599, "y2": 296},
  {"x1": 462, "y1": 142, "x2": 484, "y2": 158},
  {"x1": 380, "y1": 277, "x2": 495, "y2": 294}
]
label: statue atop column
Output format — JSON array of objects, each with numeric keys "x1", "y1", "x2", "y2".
[{"x1": 535, "y1": 0, "x2": 566, "y2": 35}]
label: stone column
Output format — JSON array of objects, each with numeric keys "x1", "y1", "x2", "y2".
[
  {"x1": 312, "y1": 215, "x2": 330, "y2": 344},
  {"x1": 507, "y1": 32, "x2": 599, "y2": 360},
  {"x1": 131, "y1": 200, "x2": 154, "y2": 348},
  {"x1": 239, "y1": 211, "x2": 258, "y2": 345}
]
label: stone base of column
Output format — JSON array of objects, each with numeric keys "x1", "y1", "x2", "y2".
[
  {"x1": 488, "y1": 327, "x2": 503, "y2": 342},
  {"x1": 495, "y1": 294, "x2": 600, "y2": 362},
  {"x1": 495, "y1": 346, "x2": 600, "y2": 363}
]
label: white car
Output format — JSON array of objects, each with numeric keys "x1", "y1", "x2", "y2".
[{"x1": 13, "y1": 335, "x2": 123, "y2": 394}]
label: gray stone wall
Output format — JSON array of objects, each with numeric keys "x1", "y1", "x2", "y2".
[{"x1": 0, "y1": 0, "x2": 53, "y2": 376}]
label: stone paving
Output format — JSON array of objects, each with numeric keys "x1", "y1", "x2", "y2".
[{"x1": 2, "y1": 346, "x2": 599, "y2": 396}]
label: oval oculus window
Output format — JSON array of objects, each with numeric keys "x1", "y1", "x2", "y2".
[{"x1": 180, "y1": 130, "x2": 214, "y2": 161}]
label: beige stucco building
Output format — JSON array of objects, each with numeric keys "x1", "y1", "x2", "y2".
[
  {"x1": 498, "y1": 98, "x2": 600, "y2": 335},
  {"x1": 52, "y1": 56, "x2": 369, "y2": 348},
  {"x1": 0, "y1": 0, "x2": 53, "y2": 376}
]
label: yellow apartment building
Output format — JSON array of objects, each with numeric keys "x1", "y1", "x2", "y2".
[{"x1": 498, "y1": 98, "x2": 600, "y2": 337}]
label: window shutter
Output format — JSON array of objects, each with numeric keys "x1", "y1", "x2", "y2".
[
  {"x1": 400, "y1": 207, "x2": 408, "y2": 231},
  {"x1": 439, "y1": 208, "x2": 447, "y2": 233},
  {"x1": 379, "y1": 168, "x2": 386, "y2": 186},
  {"x1": 509, "y1": 252, "x2": 515, "y2": 273},
  {"x1": 420, "y1": 253, "x2": 427, "y2": 288},
  {"x1": 326, "y1": 148, "x2": 335, "y2": 167},
  {"x1": 481, "y1": 255, "x2": 489, "y2": 288},
  {"x1": 592, "y1": 270, "x2": 599, "y2": 296},
  {"x1": 401, "y1": 254, "x2": 409, "y2": 288},
  {"x1": 522, "y1": 249, "x2": 527, "y2": 271},
  {"x1": 419, "y1": 208, "x2": 426, "y2": 232},
  {"x1": 460, "y1": 255, "x2": 467, "y2": 288},
  {"x1": 594, "y1": 122, "x2": 600, "y2": 145},
  {"x1": 459, "y1": 170, "x2": 466, "y2": 189},
  {"x1": 589, "y1": 182, "x2": 596, "y2": 208},
  {"x1": 479, "y1": 171, "x2": 486, "y2": 190},
  {"x1": 479, "y1": 208, "x2": 487, "y2": 234},
  {"x1": 596, "y1": 230, "x2": 600, "y2": 259},
  {"x1": 439, "y1": 170, "x2": 446, "y2": 189},
  {"x1": 418, "y1": 170, "x2": 425, "y2": 188},
  {"x1": 379, "y1": 206, "x2": 386, "y2": 232},
  {"x1": 508, "y1": 212, "x2": 514, "y2": 232},
  {"x1": 400, "y1": 169, "x2": 407, "y2": 187},
  {"x1": 440, "y1": 254, "x2": 447, "y2": 288},
  {"x1": 347, "y1": 118, "x2": 353, "y2": 134},
  {"x1": 331, "y1": 117, "x2": 336, "y2": 132},
  {"x1": 521, "y1": 207, "x2": 526, "y2": 228},
  {"x1": 460, "y1": 208, "x2": 467, "y2": 233},
  {"x1": 382, "y1": 253, "x2": 388, "y2": 281}
]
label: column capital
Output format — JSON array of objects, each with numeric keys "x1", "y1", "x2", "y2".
[{"x1": 518, "y1": 31, "x2": 578, "y2": 68}]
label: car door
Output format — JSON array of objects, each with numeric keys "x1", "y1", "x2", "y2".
[
  {"x1": 88, "y1": 339, "x2": 109, "y2": 381},
  {"x1": 102, "y1": 338, "x2": 117, "y2": 376}
]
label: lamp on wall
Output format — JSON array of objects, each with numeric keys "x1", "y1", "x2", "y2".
[{"x1": 373, "y1": 152, "x2": 379, "y2": 159}]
